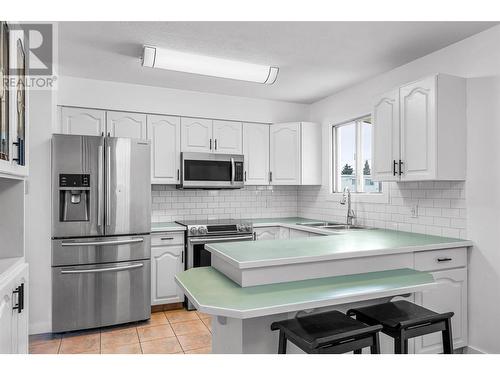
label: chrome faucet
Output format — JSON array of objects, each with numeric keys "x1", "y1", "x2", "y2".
[{"x1": 340, "y1": 187, "x2": 355, "y2": 226}]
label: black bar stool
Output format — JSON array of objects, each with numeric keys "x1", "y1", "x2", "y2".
[
  {"x1": 347, "y1": 301, "x2": 454, "y2": 354},
  {"x1": 270, "y1": 310, "x2": 383, "y2": 354}
]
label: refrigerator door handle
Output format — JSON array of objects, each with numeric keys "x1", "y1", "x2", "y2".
[
  {"x1": 106, "y1": 143, "x2": 111, "y2": 226},
  {"x1": 97, "y1": 144, "x2": 103, "y2": 228},
  {"x1": 61, "y1": 238, "x2": 144, "y2": 247}
]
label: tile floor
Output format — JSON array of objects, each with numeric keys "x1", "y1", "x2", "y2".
[{"x1": 29, "y1": 309, "x2": 212, "y2": 354}]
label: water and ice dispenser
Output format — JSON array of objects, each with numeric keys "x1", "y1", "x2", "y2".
[{"x1": 58, "y1": 174, "x2": 90, "y2": 222}]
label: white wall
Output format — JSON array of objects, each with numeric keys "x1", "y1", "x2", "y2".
[
  {"x1": 57, "y1": 76, "x2": 309, "y2": 124},
  {"x1": 304, "y1": 24, "x2": 500, "y2": 353}
]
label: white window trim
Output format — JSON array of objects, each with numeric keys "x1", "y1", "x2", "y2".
[{"x1": 327, "y1": 116, "x2": 390, "y2": 204}]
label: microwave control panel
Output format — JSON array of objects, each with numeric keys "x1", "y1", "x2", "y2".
[{"x1": 234, "y1": 162, "x2": 244, "y2": 182}]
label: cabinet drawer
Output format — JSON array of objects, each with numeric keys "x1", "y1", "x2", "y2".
[
  {"x1": 151, "y1": 232, "x2": 184, "y2": 247},
  {"x1": 414, "y1": 247, "x2": 467, "y2": 271}
]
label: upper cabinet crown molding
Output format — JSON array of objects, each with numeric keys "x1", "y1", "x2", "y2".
[
  {"x1": 372, "y1": 74, "x2": 466, "y2": 182},
  {"x1": 270, "y1": 122, "x2": 322, "y2": 185}
]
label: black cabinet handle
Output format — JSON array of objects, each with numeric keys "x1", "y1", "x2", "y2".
[
  {"x1": 437, "y1": 257, "x2": 452, "y2": 262},
  {"x1": 161, "y1": 237, "x2": 174, "y2": 241},
  {"x1": 177, "y1": 169, "x2": 180, "y2": 181},
  {"x1": 399, "y1": 160, "x2": 403, "y2": 175},
  {"x1": 244, "y1": 171, "x2": 247, "y2": 182},
  {"x1": 209, "y1": 139, "x2": 212, "y2": 150},
  {"x1": 12, "y1": 283, "x2": 24, "y2": 313},
  {"x1": 215, "y1": 139, "x2": 217, "y2": 150},
  {"x1": 393, "y1": 160, "x2": 397, "y2": 176},
  {"x1": 269, "y1": 171, "x2": 273, "y2": 183},
  {"x1": 12, "y1": 137, "x2": 25, "y2": 166}
]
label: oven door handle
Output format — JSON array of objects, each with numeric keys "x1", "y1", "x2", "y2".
[
  {"x1": 60, "y1": 263, "x2": 143, "y2": 274},
  {"x1": 61, "y1": 238, "x2": 144, "y2": 247},
  {"x1": 188, "y1": 235, "x2": 254, "y2": 244}
]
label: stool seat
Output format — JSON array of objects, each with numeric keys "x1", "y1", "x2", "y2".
[{"x1": 271, "y1": 310, "x2": 383, "y2": 354}]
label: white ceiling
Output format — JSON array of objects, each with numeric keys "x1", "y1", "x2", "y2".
[{"x1": 58, "y1": 21, "x2": 497, "y2": 104}]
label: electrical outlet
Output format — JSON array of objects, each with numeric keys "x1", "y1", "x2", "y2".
[{"x1": 411, "y1": 205, "x2": 418, "y2": 218}]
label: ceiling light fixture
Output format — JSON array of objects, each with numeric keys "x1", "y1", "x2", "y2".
[{"x1": 142, "y1": 46, "x2": 279, "y2": 85}]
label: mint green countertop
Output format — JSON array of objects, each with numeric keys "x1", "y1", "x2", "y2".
[
  {"x1": 206, "y1": 229, "x2": 472, "y2": 269},
  {"x1": 175, "y1": 267, "x2": 436, "y2": 319},
  {"x1": 248, "y1": 217, "x2": 326, "y2": 226},
  {"x1": 151, "y1": 222, "x2": 186, "y2": 233}
]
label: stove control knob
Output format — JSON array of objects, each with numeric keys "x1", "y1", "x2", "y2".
[
  {"x1": 198, "y1": 226, "x2": 207, "y2": 235},
  {"x1": 190, "y1": 227, "x2": 198, "y2": 235},
  {"x1": 245, "y1": 224, "x2": 252, "y2": 232}
]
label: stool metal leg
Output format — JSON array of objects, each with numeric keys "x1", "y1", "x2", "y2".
[
  {"x1": 278, "y1": 331, "x2": 287, "y2": 354},
  {"x1": 370, "y1": 333, "x2": 380, "y2": 354},
  {"x1": 353, "y1": 349, "x2": 362, "y2": 354},
  {"x1": 442, "y1": 318, "x2": 454, "y2": 354}
]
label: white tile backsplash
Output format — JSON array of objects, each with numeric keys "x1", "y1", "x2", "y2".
[
  {"x1": 151, "y1": 185, "x2": 298, "y2": 222},
  {"x1": 298, "y1": 181, "x2": 467, "y2": 239}
]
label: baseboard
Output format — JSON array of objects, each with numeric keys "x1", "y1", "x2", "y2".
[
  {"x1": 463, "y1": 346, "x2": 486, "y2": 354},
  {"x1": 151, "y1": 302, "x2": 184, "y2": 313}
]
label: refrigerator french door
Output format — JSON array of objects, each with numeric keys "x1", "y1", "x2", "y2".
[{"x1": 52, "y1": 134, "x2": 151, "y2": 238}]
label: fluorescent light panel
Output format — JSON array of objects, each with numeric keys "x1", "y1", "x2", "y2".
[{"x1": 142, "y1": 46, "x2": 279, "y2": 85}]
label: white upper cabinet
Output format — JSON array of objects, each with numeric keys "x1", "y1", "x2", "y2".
[
  {"x1": 213, "y1": 120, "x2": 242, "y2": 154},
  {"x1": 372, "y1": 90, "x2": 400, "y2": 182},
  {"x1": 147, "y1": 115, "x2": 181, "y2": 184},
  {"x1": 61, "y1": 107, "x2": 106, "y2": 136},
  {"x1": 181, "y1": 117, "x2": 213, "y2": 153},
  {"x1": 372, "y1": 74, "x2": 466, "y2": 182},
  {"x1": 106, "y1": 111, "x2": 147, "y2": 139},
  {"x1": 270, "y1": 122, "x2": 321, "y2": 185},
  {"x1": 243, "y1": 123, "x2": 270, "y2": 185}
]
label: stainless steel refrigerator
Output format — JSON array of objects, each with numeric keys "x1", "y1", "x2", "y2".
[{"x1": 51, "y1": 134, "x2": 152, "y2": 333}]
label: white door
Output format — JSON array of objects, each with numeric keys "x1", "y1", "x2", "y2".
[
  {"x1": 270, "y1": 123, "x2": 301, "y2": 185},
  {"x1": 254, "y1": 227, "x2": 280, "y2": 241},
  {"x1": 60, "y1": 107, "x2": 106, "y2": 136},
  {"x1": 213, "y1": 120, "x2": 242, "y2": 154},
  {"x1": 147, "y1": 115, "x2": 181, "y2": 184},
  {"x1": 399, "y1": 76, "x2": 437, "y2": 181},
  {"x1": 414, "y1": 268, "x2": 467, "y2": 353},
  {"x1": 106, "y1": 111, "x2": 147, "y2": 139},
  {"x1": 0, "y1": 285, "x2": 13, "y2": 353},
  {"x1": 181, "y1": 117, "x2": 213, "y2": 153},
  {"x1": 151, "y1": 246, "x2": 184, "y2": 305},
  {"x1": 243, "y1": 123, "x2": 270, "y2": 185},
  {"x1": 372, "y1": 90, "x2": 400, "y2": 181}
]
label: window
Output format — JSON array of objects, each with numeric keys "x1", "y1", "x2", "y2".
[{"x1": 332, "y1": 116, "x2": 382, "y2": 194}]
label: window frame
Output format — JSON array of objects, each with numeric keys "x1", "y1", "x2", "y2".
[{"x1": 328, "y1": 114, "x2": 389, "y2": 204}]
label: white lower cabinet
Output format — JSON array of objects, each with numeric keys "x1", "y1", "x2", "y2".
[
  {"x1": 414, "y1": 268, "x2": 468, "y2": 353},
  {"x1": 151, "y1": 233, "x2": 185, "y2": 306},
  {"x1": 289, "y1": 228, "x2": 310, "y2": 238},
  {"x1": 254, "y1": 227, "x2": 280, "y2": 241},
  {"x1": 0, "y1": 263, "x2": 28, "y2": 354}
]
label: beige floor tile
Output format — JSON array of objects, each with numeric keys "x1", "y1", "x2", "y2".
[
  {"x1": 141, "y1": 337, "x2": 183, "y2": 354},
  {"x1": 29, "y1": 340, "x2": 61, "y2": 354},
  {"x1": 29, "y1": 333, "x2": 62, "y2": 346},
  {"x1": 59, "y1": 332, "x2": 100, "y2": 354},
  {"x1": 101, "y1": 327, "x2": 139, "y2": 347},
  {"x1": 101, "y1": 343, "x2": 142, "y2": 354},
  {"x1": 165, "y1": 309, "x2": 200, "y2": 324},
  {"x1": 195, "y1": 311, "x2": 211, "y2": 320},
  {"x1": 201, "y1": 317, "x2": 212, "y2": 332},
  {"x1": 137, "y1": 324, "x2": 175, "y2": 342},
  {"x1": 177, "y1": 333, "x2": 212, "y2": 352},
  {"x1": 139, "y1": 312, "x2": 169, "y2": 327},
  {"x1": 184, "y1": 346, "x2": 212, "y2": 354},
  {"x1": 171, "y1": 320, "x2": 209, "y2": 336}
]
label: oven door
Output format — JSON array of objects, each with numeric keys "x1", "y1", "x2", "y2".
[
  {"x1": 186, "y1": 234, "x2": 254, "y2": 269},
  {"x1": 181, "y1": 152, "x2": 244, "y2": 189}
]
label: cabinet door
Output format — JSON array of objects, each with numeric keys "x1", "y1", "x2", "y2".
[
  {"x1": 213, "y1": 120, "x2": 242, "y2": 154},
  {"x1": 270, "y1": 123, "x2": 300, "y2": 185},
  {"x1": 106, "y1": 111, "x2": 147, "y2": 139},
  {"x1": 147, "y1": 115, "x2": 181, "y2": 184},
  {"x1": 151, "y1": 246, "x2": 184, "y2": 305},
  {"x1": 372, "y1": 90, "x2": 400, "y2": 181},
  {"x1": 414, "y1": 268, "x2": 467, "y2": 353},
  {"x1": 181, "y1": 117, "x2": 213, "y2": 153},
  {"x1": 61, "y1": 107, "x2": 106, "y2": 136},
  {"x1": 400, "y1": 76, "x2": 437, "y2": 181},
  {"x1": 289, "y1": 228, "x2": 309, "y2": 238},
  {"x1": 243, "y1": 123, "x2": 270, "y2": 185},
  {"x1": 254, "y1": 227, "x2": 280, "y2": 241},
  {"x1": 0, "y1": 287, "x2": 13, "y2": 353}
]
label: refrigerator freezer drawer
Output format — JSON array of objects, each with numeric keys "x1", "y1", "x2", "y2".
[
  {"x1": 52, "y1": 260, "x2": 151, "y2": 333},
  {"x1": 52, "y1": 235, "x2": 151, "y2": 267}
]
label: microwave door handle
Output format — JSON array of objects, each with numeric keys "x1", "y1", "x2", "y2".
[{"x1": 231, "y1": 157, "x2": 235, "y2": 184}]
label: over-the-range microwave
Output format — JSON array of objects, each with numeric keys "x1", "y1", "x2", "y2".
[{"x1": 178, "y1": 152, "x2": 244, "y2": 189}]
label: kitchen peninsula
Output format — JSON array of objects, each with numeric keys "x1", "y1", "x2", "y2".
[{"x1": 176, "y1": 226, "x2": 472, "y2": 354}]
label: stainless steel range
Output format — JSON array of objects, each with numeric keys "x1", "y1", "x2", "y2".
[{"x1": 176, "y1": 219, "x2": 254, "y2": 309}]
